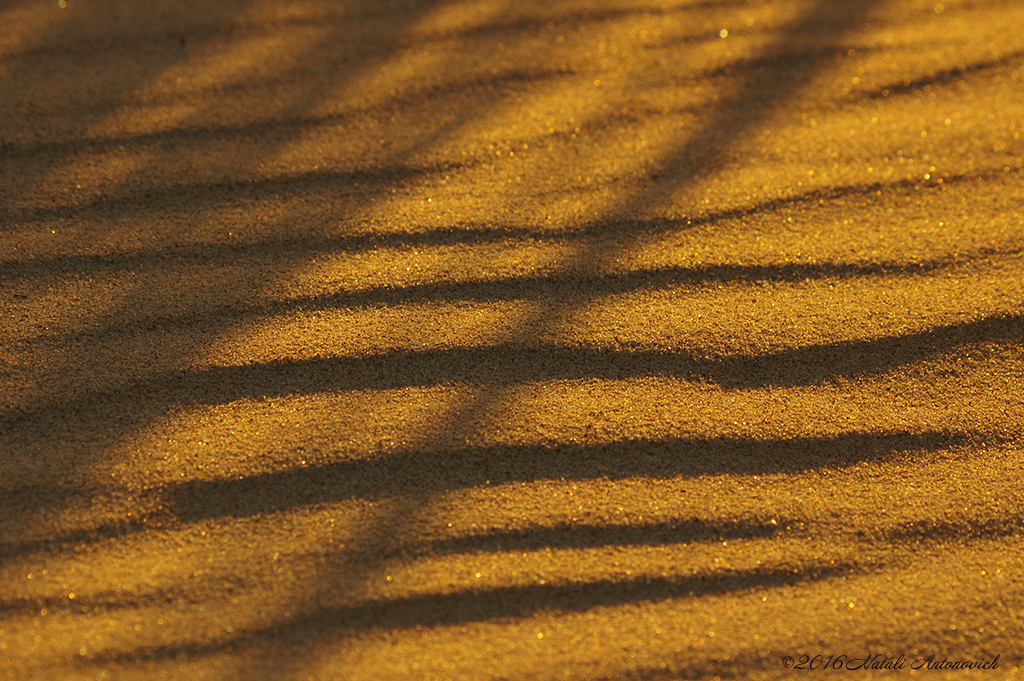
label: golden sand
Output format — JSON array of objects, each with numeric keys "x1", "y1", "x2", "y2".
[{"x1": 1, "y1": 0, "x2": 1022, "y2": 678}]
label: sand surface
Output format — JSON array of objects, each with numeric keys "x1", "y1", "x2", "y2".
[{"x1": 2, "y1": 0, "x2": 1023, "y2": 678}]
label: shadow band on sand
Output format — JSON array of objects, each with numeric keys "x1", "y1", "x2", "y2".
[
  {"x1": 171, "y1": 430, "x2": 975, "y2": 521},
  {"x1": 2, "y1": 164, "x2": 1018, "y2": 285},
  {"x1": 4, "y1": 312, "x2": 1018, "y2": 430},
  {"x1": 83, "y1": 562, "x2": 853, "y2": 665}
]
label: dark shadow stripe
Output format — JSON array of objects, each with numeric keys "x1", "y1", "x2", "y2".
[
  {"x1": 82, "y1": 562, "x2": 853, "y2": 664},
  {"x1": 404, "y1": 517, "x2": 788, "y2": 559},
  {"x1": 169, "y1": 431, "x2": 975, "y2": 521},
  {"x1": 885, "y1": 514, "x2": 1024, "y2": 546},
  {"x1": 416, "y1": 0, "x2": 749, "y2": 45},
  {"x1": 3, "y1": 313, "x2": 1019, "y2": 436},
  {"x1": 862, "y1": 49, "x2": 1024, "y2": 101},
  {"x1": 4, "y1": 164, "x2": 1019, "y2": 281},
  {"x1": 176, "y1": 251, "x2": 1024, "y2": 312},
  {"x1": 0, "y1": 70, "x2": 568, "y2": 162},
  {"x1": 0, "y1": 516, "x2": 793, "y2": 615},
  {"x1": 700, "y1": 44, "x2": 876, "y2": 79},
  {"x1": 0, "y1": 2, "x2": 440, "y2": 64},
  {"x1": 0, "y1": 518, "x2": 149, "y2": 563},
  {"x1": 21, "y1": 251, "x2": 1019, "y2": 344},
  {"x1": 2, "y1": 163, "x2": 461, "y2": 224},
  {"x1": 0, "y1": 574, "x2": 249, "y2": 617}
]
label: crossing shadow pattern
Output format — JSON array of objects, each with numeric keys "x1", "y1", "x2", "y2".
[{"x1": 2, "y1": 0, "x2": 1023, "y2": 678}]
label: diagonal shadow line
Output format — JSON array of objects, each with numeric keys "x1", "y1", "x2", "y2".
[
  {"x1": 4, "y1": 162, "x2": 1020, "y2": 280},
  {"x1": 131, "y1": 252, "x2": 1021, "y2": 315},
  {"x1": 20, "y1": 509, "x2": 1024, "y2": 635},
  {"x1": 697, "y1": 42, "x2": 879, "y2": 78},
  {"x1": 1, "y1": 163, "x2": 463, "y2": 224},
  {"x1": 18, "y1": 247, "x2": 1019, "y2": 344},
  {"x1": 0, "y1": 517, "x2": 150, "y2": 564},
  {"x1": 5, "y1": 312, "x2": 1017, "y2": 429},
  {"x1": 0, "y1": 514, "x2": 788, "y2": 568},
  {"x1": 0, "y1": 576, "x2": 249, "y2": 617},
  {"x1": 414, "y1": 0, "x2": 750, "y2": 45},
  {"x1": 0, "y1": 515, "x2": 798, "y2": 614},
  {"x1": 0, "y1": 68, "x2": 571, "y2": 162},
  {"x1": 398, "y1": 517, "x2": 790, "y2": 559},
  {"x1": 80, "y1": 562, "x2": 855, "y2": 665},
  {"x1": 861, "y1": 48, "x2": 1024, "y2": 101},
  {"x1": 0, "y1": 3, "x2": 416, "y2": 64},
  {"x1": 167, "y1": 431, "x2": 976, "y2": 522},
  {"x1": 885, "y1": 514, "x2": 1024, "y2": 546}
]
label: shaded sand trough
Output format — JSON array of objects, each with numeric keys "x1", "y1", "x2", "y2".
[{"x1": 1, "y1": 0, "x2": 1023, "y2": 678}]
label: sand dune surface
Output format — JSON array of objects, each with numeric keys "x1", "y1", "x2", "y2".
[{"x1": 1, "y1": 0, "x2": 1023, "y2": 678}]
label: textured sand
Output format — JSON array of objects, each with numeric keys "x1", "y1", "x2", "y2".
[{"x1": 1, "y1": 0, "x2": 1023, "y2": 678}]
